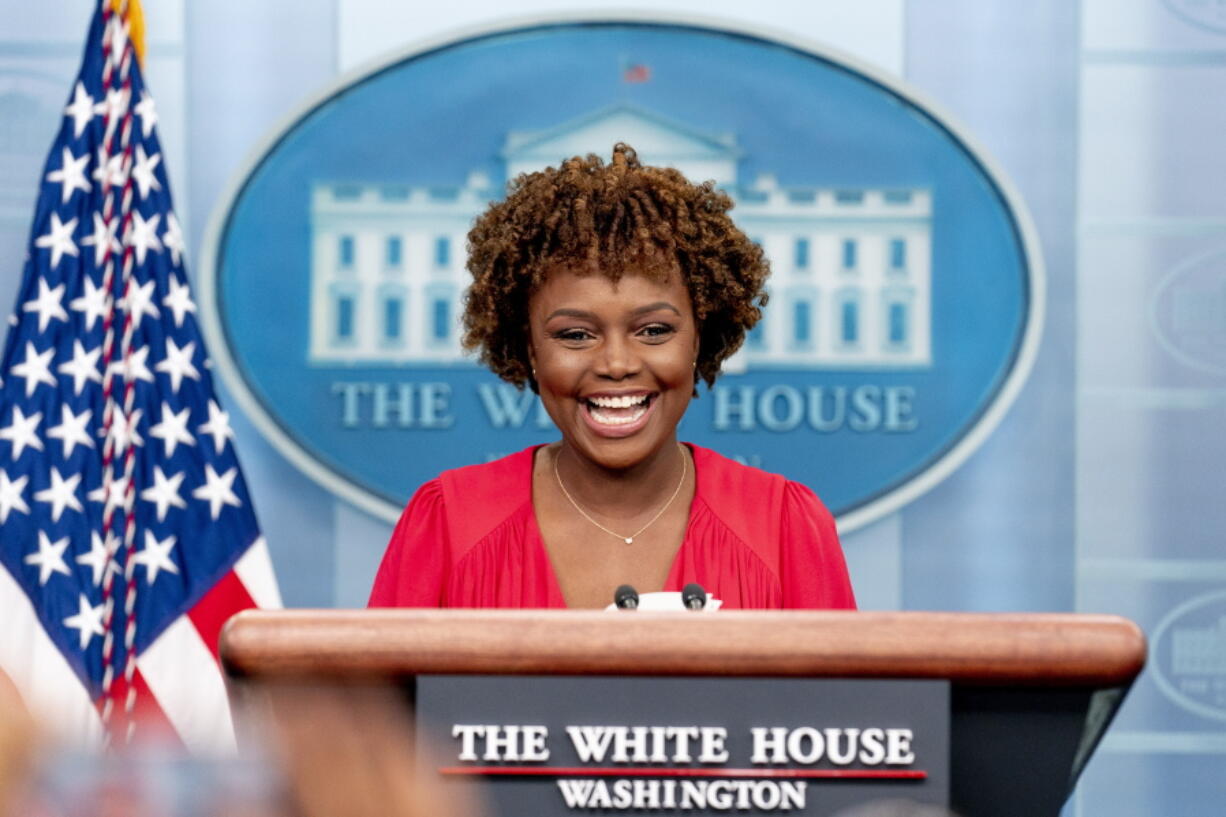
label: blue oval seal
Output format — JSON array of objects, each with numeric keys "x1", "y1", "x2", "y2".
[
  {"x1": 1162, "y1": 0, "x2": 1226, "y2": 35},
  {"x1": 200, "y1": 14, "x2": 1043, "y2": 530},
  {"x1": 1151, "y1": 590, "x2": 1226, "y2": 722}
]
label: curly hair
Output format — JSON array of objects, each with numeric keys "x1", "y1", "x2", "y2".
[{"x1": 462, "y1": 143, "x2": 769, "y2": 392}]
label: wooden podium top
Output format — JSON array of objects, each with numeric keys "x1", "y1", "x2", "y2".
[{"x1": 220, "y1": 610, "x2": 1145, "y2": 687}]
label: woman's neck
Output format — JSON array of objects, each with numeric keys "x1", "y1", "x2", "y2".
[{"x1": 552, "y1": 438, "x2": 687, "y2": 517}]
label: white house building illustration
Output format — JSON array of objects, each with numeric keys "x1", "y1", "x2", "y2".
[
  {"x1": 308, "y1": 104, "x2": 932, "y2": 369},
  {"x1": 1172, "y1": 616, "x2": 1226, "y2": 677}
]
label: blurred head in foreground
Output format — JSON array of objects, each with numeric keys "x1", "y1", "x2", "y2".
[
  {"x1": 0, "y1": 670, "x2": 35, "y2": 817},
  {"x1": 4, "y1": 681, "x2": 471, "y2": 817},
  {"x1": 260, "y1": 682, "x2": 477, "y2": 817}
]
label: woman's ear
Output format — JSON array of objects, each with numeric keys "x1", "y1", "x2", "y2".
[{"x1": 526, "y1": 344, "x2": 540, "y2": 393}]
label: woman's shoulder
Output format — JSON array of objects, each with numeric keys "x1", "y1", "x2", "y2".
[
  {"x1": 436, "y1": 446, "x2": 537, "y2": 491},
  {"x1": 433, "y1": 446, "x2": 538, "y2": 551},
  {"x1": 689, "y1": 443, "x2": 791, "y2": 521},
  {"x1": 688, "y1": 443, "x2": 835, "y2": 548},
  {"x1": 690, "y1": 443, "x2": 829, "y2": 502},
  {"x1": 370, "y1": 447, "x2": 541, "y2": 608},
  {"x1": 688, "y1": 443, "x2": 852, "y2": 609},
  {"x1": 689, "y1": 443, "x2": 787, "y2": 495}
]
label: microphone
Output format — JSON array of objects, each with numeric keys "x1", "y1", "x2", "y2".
[
  {"x1": 614, "y1": 585, "x2": 640, "y2": 610},
  {"x1": 682, "y1": 583, "x2": 708, "y2": 610}
]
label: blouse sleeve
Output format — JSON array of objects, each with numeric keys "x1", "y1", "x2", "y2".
[
  {"x1": 779, "y1": 481, "x2": 857, "y2": 609},
  {"x1": 367, "y1": 480, "x2": 450, "y2": 607}
]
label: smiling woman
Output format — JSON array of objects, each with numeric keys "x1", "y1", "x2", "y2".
[{"x1": 368, "y1": 145, "x2": 855, "y2": 610}]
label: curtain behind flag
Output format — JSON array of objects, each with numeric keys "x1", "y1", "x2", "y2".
[{"x1": 0, "y1": 0, "x2": 280, "y2": 752}]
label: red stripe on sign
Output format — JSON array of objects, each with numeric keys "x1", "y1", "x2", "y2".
[
  {"x1": 437, "y1": 767, "x2": 926, "y2": 780},
  {"x1": 95, "y1": 667, "x2": 185, "y2": 749},
  {"x1": 187, "y1": 570, "x2": 256, "y2": 663}
]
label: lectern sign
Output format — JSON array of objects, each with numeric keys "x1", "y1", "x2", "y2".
[{"x1": 416, "y1": 676, "x2": 949, "y2": 816}]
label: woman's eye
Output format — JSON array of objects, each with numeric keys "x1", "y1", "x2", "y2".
[
  {"x1": 554, "y1": 328, "x2": 594, "y2": 343},
  {"x1": 639, "y1": 323, "x2": 676, "y2": 340}
]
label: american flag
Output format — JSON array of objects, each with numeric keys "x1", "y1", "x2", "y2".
[{"x1": 0, "y1": 1, "x2": 279, "y2": 752}]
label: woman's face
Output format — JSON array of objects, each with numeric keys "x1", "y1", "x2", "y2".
[{"x1": 528, "y1": 269, "x2": 699, "y2": 471}]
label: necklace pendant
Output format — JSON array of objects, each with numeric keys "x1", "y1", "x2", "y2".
[{"x1": 624, "y1": 537, "x2": 634, "y2": 545}]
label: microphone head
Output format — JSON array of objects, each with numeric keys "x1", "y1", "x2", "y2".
[
  {"x1": 681, "y1": 583, "x2": 707, "y2": 610},
  {"x1": 614, "y1": 584, "x2": 640, "y2": 610}
]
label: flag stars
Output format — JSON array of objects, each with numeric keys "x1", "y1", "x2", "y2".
[
  {"x1": 149, "y1": 402, "x2": 194, "y2": 457},
  {"x1": 10, "y1": 342, "x2": 57, "y2": 397},
  {"x1": 58, "y1": 340, "x2": 104, "y2": 395},
  {"x1": 106, "y1": 345, "x2": 153, "y2": 386},
  {"x1": 131, "y1": 145, "x2": 162, "y2": 199},
  {"x1": 162, "y1": 275, "x2": 195, "y2": 328},
  {"x1": 134, "y1": 91, "x2": 158, "y2": 138},
  {"x1": 121, "y1": 278, "x2": 160, "y2": 330},
  {"x1": 197, "y1": 400, "x2": 235, "y2": 455},
  {"x1": 24, "y1": 531, "x2": 71, "y2": 585},
  {"x1": 87, "y1": 471, "x2": 129, "y2": 518},
  {"x1": 162, "y1": 214, "x2": 185, "y2": 267},
  {"x1": 156, "y1": 338, "x2": 200, "y2": 394},
  {"x1": 140, "y1": 466, "x2": 187, "y2": 522},
  {"x1": 48, "y1": 405, "x2": 94, "y2": 457},
  {"x1": 34, "y1": 213, "x2": 79, "y2": 269},
  {"x1": 45, "y1": 146, "x2": 91, "y2": 204},
  {"x1": 134, "y1": 531, "x2": 179, "y2": 584},
  {"x1": 63, "y1": 82, "x2": 95, "y2": 139},
  {"x1": 22, "y1": 278, "x2": 69, "y2": 332},
  {"x1": 92, "y1": 147, "x2": 127, "y2": 189},
  {"x1": 77, "y1": 531, "x2": 116, "y2": 587},
  {"x1": 33, "y1": 467, "x2": 84, "y2": 523},
  {"x1": 107, "y1": 17, "x2": 130, "y2": 67},
  {"x1": 63, "y1": 594, "x2": 105, "y2": 650},
  {"x1": 92, "y1": 86, "x2": 129, "y2": 127},
  {"x1": 126, "y1": 212, "x2": 162, "y2": 265},
  {"x1": 101, "y1": 407, "x2": 143, "y2": 455},
  {"x1": 0, "y1": 470, "x2": 30, "y2": 522},
  {"x1": 81, "y1": 213, "x2": 121, "y2": 268},
  {"x1": 70, "y1": 274, "x2": 111, "y2": 329},
  {"x1": 0, "y1": 406, "x2": 44, "y2": 460},
  {"x1": 192, "y1": 464, "x2": 241, "y2": 519}
]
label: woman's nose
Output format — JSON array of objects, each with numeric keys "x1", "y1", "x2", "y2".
[{"x1": 597, "y1": 335, "x2": 641, "y2": 380}]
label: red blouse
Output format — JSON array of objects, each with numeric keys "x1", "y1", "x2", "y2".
[{"x1": 368, "y1": 444, "x2": 856, "y2": 609}]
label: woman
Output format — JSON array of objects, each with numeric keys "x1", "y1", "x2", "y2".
[{"x1": 369, "y1": 144, "x2": 854, "y2": 610}]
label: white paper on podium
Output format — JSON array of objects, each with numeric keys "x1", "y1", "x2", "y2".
[{"x1": 604, "y1": 591, "x2": 723, "y2": 612}]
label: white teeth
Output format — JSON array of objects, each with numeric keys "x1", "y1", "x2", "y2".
[
  {"x1": 588, "y1": 394, "x2": 649, "y2": 409},
  {"x1": 585, "y1": 394, "x2": 652, "y2": 426},
  {"x1": 589, "y1": 403, "x2": 649, "y2": 426}
]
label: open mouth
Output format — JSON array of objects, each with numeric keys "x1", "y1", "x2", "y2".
[{"x1": 584, "y1": 393, "x2": 656, "y2": 426}]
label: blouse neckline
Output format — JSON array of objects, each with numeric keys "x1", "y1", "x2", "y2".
[{"x1": 524, "y1": 442, "x2": 704, "y2": 609}]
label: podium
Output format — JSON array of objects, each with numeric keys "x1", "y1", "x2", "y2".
[{"x1": 220, "y1": 610, "x2": 1144, "y2": 817}]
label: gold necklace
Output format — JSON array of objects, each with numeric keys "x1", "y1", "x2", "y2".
[{"x1": 553, "y1": 444, "x2": 688, "y2": 545}]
